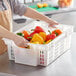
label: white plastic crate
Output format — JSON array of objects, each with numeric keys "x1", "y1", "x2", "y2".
[{"x1": 3, "y1": 21, "x2": 73, "y2": 66}]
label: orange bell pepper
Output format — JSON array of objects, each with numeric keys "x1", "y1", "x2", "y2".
[
  {"x1": 52, "y1": 29, "x2": 62, "y2": 36},
  {"x1": 22, "y1": 30, "x2": 29, "y2": 39}
]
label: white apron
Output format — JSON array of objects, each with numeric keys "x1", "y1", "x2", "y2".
[{"x1": 0, "y1": 0, "x2": 12, "y2": 55}]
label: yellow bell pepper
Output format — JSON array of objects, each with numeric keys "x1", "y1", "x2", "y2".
[
  {"x1": 31, "y1": 41, "x2": 40, "y2": 44},
  {"x1": 30, "y1": 33, "x2": 44, "y2": 44},
  {"x1": 39, "y1": 32, "x2": 47, "y2": 41},
  {"x1": 45, "y1": 39, "x2": 52, "y2": 44}
]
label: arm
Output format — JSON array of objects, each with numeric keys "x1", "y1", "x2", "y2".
[
  {"x1": 12, "y1": 0, "x2": 58, "y2": 27},
  {"x1": 0, "y1": 25, "x2": 28, "y2": 47},
  {"x1": 24, "y1": 7, "x2": 58, "y2": 27}
]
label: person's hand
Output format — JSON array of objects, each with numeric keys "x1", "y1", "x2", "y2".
[
  {"x1": 13, "y1": 35, "x2": 29, "y2": 47},
  {"x1": 58, "y1": 0, "x2": 72, "y2": 8},
  {"x1": 46, "y1": 19, "x2": 59, "y2": 28}
]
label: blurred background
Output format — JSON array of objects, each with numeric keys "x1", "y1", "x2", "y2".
[{"x1": 13, "y1": 0, "x2": 76, "y2": 32}]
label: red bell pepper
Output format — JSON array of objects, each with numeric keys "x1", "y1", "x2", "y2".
[
  {"x1": 27, "y1": 32, "x2": 36, "y2": 41},
  {"x1": 34, "y1": 26, "x2": 45, "y2": 33},
  {"x1": 46, "y1": 34, "x2": 56, "y2": 41}
]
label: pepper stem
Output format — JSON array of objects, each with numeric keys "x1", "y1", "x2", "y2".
[
  {"x1": 48, "y1": 30, "x2": 51, "y2": 34},
  {"x1": 55, "y1": 31, "x2": 58, "y2": 36},
  {"x1": 27, "y1": 37, "x2": 32, "y2": 39},
  {"x1": 31, "y1": 29, "x2": 34, "y2": 31}
]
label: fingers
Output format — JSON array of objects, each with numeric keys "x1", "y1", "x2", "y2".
[
  {"x1": 49, "y1": 24, "x2": 55, "y2": 28},
  {"x1": 20, "y1": 39, "x2": 29, "y2": 48},
  {"x1": 23, "y1": 42, "x2": 29, "y2": 47},
  {"x1": 25, "y1": 39, "x2": 29, "y2": 43},
  {"x1": 15, "y1": 39, "x2": 29, "y2": 48},
  {"x1": 48, "y1": 21, "x2": 59, "y2": 28},
  {"x1": 17, "y1": 42, "x2": 29, "y2": 48}
]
